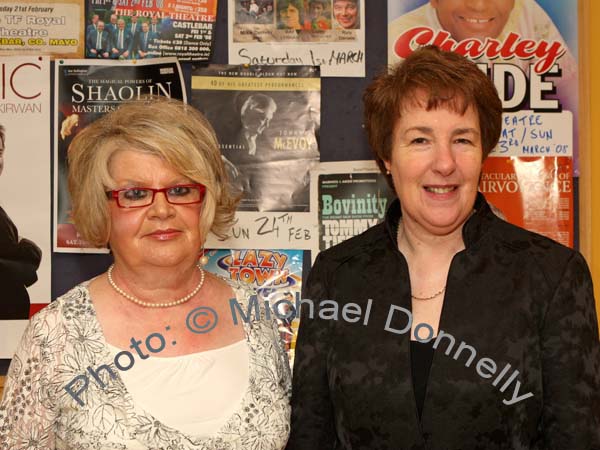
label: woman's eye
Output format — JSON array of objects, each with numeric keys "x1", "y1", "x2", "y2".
[
  {"x1": 123, "y1": 189, "x2": 149, "y2": 200},
  {"x1": 168, "y1": 186, "x2": 191, "y2": 197},
  {"x1": 455, "y1": 138, "x2": 473, "y2": 145},
  {"x1": 410, "y1": 137, "x2": 428, "y2": 145}
]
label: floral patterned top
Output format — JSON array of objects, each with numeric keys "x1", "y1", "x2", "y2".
[{"x1": 0, "y1": 281, "x2": 291, "y2": 450}]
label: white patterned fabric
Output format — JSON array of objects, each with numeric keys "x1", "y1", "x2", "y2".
[{"x1": 0, "y1": 281, "x2": 291, "y2": 449}]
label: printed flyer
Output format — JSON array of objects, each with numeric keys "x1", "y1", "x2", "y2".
[
  {"x1": 388, "y1": 0, "x2": 578, "y2": 172},
  {"x1": 192, "y1": 64, "x2": 320, "y2": 250},
  {"x1": 0, "y1": 56, "x2": 51, "y2": 358},
  {"x1": 480, "y1": 156, "x2": 573, "y2": 248},
  {"x1": 310, "y1": 161, "x2": 396, "y2": 261},
  {"x1": 203, "y1": 248, "x2": 303, "y2": 365},
  {"x1": 0, "y1": 0, "x2": 84, "y2": 58},
  {"x1": 54, "y1": 58, "x2": 186, "y2": 253},
  {"x1": 85, "y1": 0, "x2": 217, "y2": 60},
  {"x1": 228, "y1": 0, "x2": 365, "y2": 77}
]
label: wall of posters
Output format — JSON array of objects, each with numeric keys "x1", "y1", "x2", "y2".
[
  {"x1": 191, "y1": 64, "x2": 320, "y2": 250},
  {"x1": 53, "y1": 58, "x2": 186, "y2": 253},
  {"x1": 202, "y1": 248, "x2": 303, "y2": 365},
  {"x1": 228, "y1": 0, "x2": 365, "y2": 77},
  {"x1": 84, "y1": 0, "x2": 217, "y2": 60},
  {"x1": 0, "y1": 0, "x2": 84, "y2": 58},
  {"x1": 0, "y1": 56, "x2": 51, "y2": 358},
  {"x1": 0, "y1": 0, "x2": 590, "y2": 373},
  {"x1": 310, "y1": 161, "x2": 396, "y2": 261}
]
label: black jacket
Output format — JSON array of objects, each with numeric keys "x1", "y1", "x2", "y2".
[
  {"x1": 0, "y1": 206, "x2": 42, "y2": 319},
  {"x1": 287, "y1": 193, "x2": 600, "y2": 450}
]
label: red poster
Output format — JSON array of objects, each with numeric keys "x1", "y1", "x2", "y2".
[{"x1": 480, "y1": 157, "x2": 573, "y2": 248}]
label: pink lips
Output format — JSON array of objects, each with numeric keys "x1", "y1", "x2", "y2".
[{"x1": 146, "y1": 228, "x2": 181, "y2": 240}]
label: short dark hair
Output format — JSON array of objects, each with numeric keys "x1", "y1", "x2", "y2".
[
  {"x1": 363, "y1": 45, "x2": 502, "y2": 187},
  {"x1": 278, "y1": 0, "x2": 303, "y2": 11}
]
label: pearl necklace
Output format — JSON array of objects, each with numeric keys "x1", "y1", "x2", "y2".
[{"x1": 107, "y1": 264, "x2": 205, "y2": 308}]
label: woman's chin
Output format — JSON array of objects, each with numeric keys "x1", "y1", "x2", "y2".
[
  {"x1": 415, "y1": 211, "x2": 470, "y2": 235},
  {"x1": 138, "y1": 251, "x2": 193, "y2": 269}
]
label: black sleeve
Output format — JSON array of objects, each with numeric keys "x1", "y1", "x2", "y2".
[
  {"x1": 16, "y1": 238, "x2": 42, "y2": 286},
  {"x1": 541, "y1": 252, "x2": 600, "y2": 448},
  {"x1": 16, "y1": 238, "x2": 42, "y2": 267},
  {"x1": 0, "y1": 206, "x2": 19, "y2": 258},
  {"x1": 286, "y1": 253, "x2": 337, "y2": 450},
  {"x1": 0, "y1": 208, "x2": 41, "y2": 286}
]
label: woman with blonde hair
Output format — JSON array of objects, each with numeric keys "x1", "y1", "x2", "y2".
[{"x1": 0, "y1": 98, "x2": 291, "y2": 449}]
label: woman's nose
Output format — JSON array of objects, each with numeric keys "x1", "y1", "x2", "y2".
[
  {"x1": 432, "y1": 142, "x2": 457, "y2": 176},
  {"x1": 148, "y1": 191, "x2": 176, "y2": 219}
]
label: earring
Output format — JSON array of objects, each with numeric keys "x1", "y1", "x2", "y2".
[
  {"x1": 386, "y1": 169, "x2": 391, "y2": 175},
  {"x1": 199, "y1": 247, "x2": 209, "y2": 266}
]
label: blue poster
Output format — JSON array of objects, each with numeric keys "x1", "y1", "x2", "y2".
[{"x1": 202, "y1": 248, "x2": 303, "y2": 365}]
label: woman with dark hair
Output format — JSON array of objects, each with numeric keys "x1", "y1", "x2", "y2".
[
  {"x1": 277, "y1": 0, "x2": 305, "y2": 30},
  {"x1": 287, "y1": 46, "x2": 600, "y2": 449}
]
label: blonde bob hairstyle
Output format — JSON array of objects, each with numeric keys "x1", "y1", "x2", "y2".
[{"x1": 67, "y1": 97, "x2": 239, "y2": 247}]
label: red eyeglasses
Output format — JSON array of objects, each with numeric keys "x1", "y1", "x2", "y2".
[{"x1": 105, "y1": 184, "x2": 206, "y2": 208}]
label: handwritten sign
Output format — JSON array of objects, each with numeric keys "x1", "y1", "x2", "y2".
[
  {"x1": 235, "y1": 47, "x2": 365, "y2": 75},
  {"x1": 491, "y1": 111, "x2": 572, "y2": 157},
  {"x1": 205, "y1": 211, "x2": 318, "y2": 250},
  {"x1": 227, "y1": 0, "x2": 365, "y2": 77}
]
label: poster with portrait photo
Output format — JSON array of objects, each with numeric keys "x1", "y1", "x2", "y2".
[
  {"x1": 85, "y1": 0, "x2": 217, "y2": 61},
  {"x1": 0, "y1": 56, "x2": 51, "y2": 359},
  {"x1": 309, "y1": 161, "x2": 396, "y2": 262},
  {"x1": 388, "y1": 0, "x2": 579, "y2": 173},
  {"x1": 202, "y1": 248, "x2": 303, "y2": 366},
  {"x1": 191, "y1": 64, "x2": 320, "y2": 251},
  {"x1": 54, "y1": 58, "x2": 186, "y2": 253},
  {"x1": 228, "y1": 0, "x2": 365, "y2": 77}
]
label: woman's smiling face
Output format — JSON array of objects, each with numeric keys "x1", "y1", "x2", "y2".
[
  {"x1": 430, "y1": 0, "x2": 515, "y2": 42},
  {"x1": 384, "y1": 96, "x2": 483, "y2": 237}
]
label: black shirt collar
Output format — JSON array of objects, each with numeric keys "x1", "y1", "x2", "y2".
[{"x1": 384, "y1": 192, "x2": 494, "y2": 249}]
